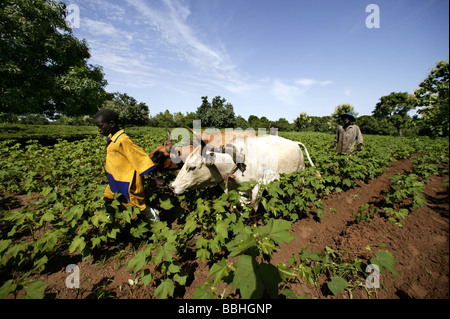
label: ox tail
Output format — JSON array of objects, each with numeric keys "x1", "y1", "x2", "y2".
[
  {"x1": 296, "y1": 142, "x2": 322, "y2": 179},
  {"x1": 296, "y1": 142, "x2": 315, "y2": 167}
]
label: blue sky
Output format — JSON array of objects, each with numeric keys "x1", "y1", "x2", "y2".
[{"x1": 64, "y1": 0, "x2": 449, "y2": 122}]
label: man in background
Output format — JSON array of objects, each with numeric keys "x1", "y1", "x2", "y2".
[{"x1": 329, "y1": 112, "x2": 363, "y2": 154}]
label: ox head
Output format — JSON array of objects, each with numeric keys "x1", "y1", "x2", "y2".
[
  {"x1": 168, "y1": 147, "x2": 225, "y2": 194},
  {"x1": 149, "y1": 129, "x2": 186, "y2": 170}
]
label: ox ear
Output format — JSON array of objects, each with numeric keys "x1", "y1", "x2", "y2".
[{"x1": 205, "y1": 151, "x2": 216, "y2": 166}]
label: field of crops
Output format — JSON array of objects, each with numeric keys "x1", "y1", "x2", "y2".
[{"x1": 0, "y1": 126, "x2": 448, "y2": 300}]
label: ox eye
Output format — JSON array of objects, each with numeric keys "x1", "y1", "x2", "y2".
[{"x1": 188, "y1": 166, "x2": 196, "y2": 171}]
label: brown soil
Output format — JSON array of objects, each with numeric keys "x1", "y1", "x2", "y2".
[
  {"x1": 270, "y1": 158, "x2": 449, "y2": 299},
  {"x1": 5, "y1": 158, "x2": 450, "y2": 299}
]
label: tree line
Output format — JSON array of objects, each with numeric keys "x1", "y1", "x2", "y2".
[{"x1": 1, "y1": 0, "x2": 448, "y2": 138}]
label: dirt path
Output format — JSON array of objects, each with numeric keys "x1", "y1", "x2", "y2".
[{"x1": 270, "y1": 158, "x2": 449, "y2": 299}]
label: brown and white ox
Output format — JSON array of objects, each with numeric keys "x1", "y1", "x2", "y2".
[{"x1": 148, "y1": 128, "x2": 256, "y2": 170}]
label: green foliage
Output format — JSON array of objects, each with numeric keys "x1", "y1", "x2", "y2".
[
  {"x1": 385, "y1": 174, "x2": 426, "y2": 209},
  {"x1": 197, "y1": 218, "x2": 293, "y2": 299},
  {"x1": 231, "y1": 255, "x2": 281, "y2": 299},
  {"x1": 382, "y1": 173, "x2": 427, "y2": 227},
  {"x1": 355, "y1": 204, "x2": 376, "y2": 224},
  {"x1": 102, "y1": 92, "x2": 150, "y2": 126},
  {"x1": 0, "y1": 0, "x2": 107, "y2": 117},
  {"x1": 373, "y1": 92, "x2": 417, "y2": 137},
  {"x1": 0, "y1": 126, "x2": 447, "y2": 299},
  {"x1": 0, "y1": 278, "x2": 48, "y2": 299},
  {"x1": 149, "y1": 109, "x2": 198, "y2": 128},
  {"x1": 278, "y1": 245, "x2": 397, "y2": 298},
  {"x1": 327, "y1": 276, "x2": 348, "y2": 295},
  {"x1": 226, "y1": 219, "x2": 295, "y2": 258},
  {"x1": 415, "y1": 60, "x2": 449, "y2": 137},
  {"x1": 357, "y1": 115, "x2": 397, "y2": 136},
  {"x1": 154, "y1": 278, "x2": 175, "y2": 299},
  {"x1": 196, "y1": 96, "x2": 236, "y2": 128},
  {"x1": 294, "y1": 112, "x2": 312, "y2": 131},
  {"x1": 370, "y1": 251, "x2": 400, "y2": 277},
  {"x1": 353, "y1": 147, "x2": 445, "y2": 227}
]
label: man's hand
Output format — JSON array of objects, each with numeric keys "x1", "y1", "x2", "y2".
[
  {"x1": 356, "y1": 143, "x2": 363, "y2": 151},
  {"x1": 154, "y1": 175, "x2": 166, "y2": 188}
]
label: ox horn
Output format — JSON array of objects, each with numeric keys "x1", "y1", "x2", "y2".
[
  {"x1": 165, "y1": 128, "x2": 172, "y2": 141},
  {"x1": 186, "y1": 126, "x2": 206, "y2": 149}
]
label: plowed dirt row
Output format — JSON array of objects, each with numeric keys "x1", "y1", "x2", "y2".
[{"x1": 268, "y1": 158, "x2": 449, "y2": 299}]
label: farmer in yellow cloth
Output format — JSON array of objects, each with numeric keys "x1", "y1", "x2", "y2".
[{"x1": 94, "y1": 109, "x2": 160, "y2": 222}]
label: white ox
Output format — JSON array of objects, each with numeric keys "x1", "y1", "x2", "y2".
[{"x1": 169, "y1": 134, "x2": 317, "y2": 208}]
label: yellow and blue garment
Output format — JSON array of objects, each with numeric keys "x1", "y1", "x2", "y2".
[{"x1": 103, "y1": 129, "x2": 156, "y2": 210}]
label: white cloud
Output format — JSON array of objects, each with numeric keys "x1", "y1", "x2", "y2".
[
  {"x1": 268, "y1": 78, "x2": 333, "y2": 105},
  {"x1": 82, "y1": 18, "x2": 133, "y2": 41},
  {"x1": 269, "y1": 79, "x2": 306, "y2": 105},
  {"x1": 125, "y1": 0, "x2": 245, "y2": 91},
  {"x1": 345, "y1": 88, "x2": 352, "y2": 96},
  {"x1": 320, "y1": 80, "x2": 334, "y2": 86},
  {"x1": 295, "y1": 78, "x2": 333, "y2": 87},
  {"x1": 77, "y1": 7, "x2": 178, "y2": 89},
  {"x1": 127, "y1": 0, "x2": 224, "y2": 67},
  {"x1": 295, "y1": 78, "x2": 318, "y2": 87},
  {"x1": 80, "y1": 16, "x2": 140, "y2": 74}
]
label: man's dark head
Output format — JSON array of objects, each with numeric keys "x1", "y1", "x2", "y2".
[
  {"x1": 94, "y1": 109, "x2": 119, "y2": 123},
  {"x1": 341, "y1": 112, "x2": 355, "y2": 125},
  {"x1": 94, "y1": 109, "x2": 120, "y2": 136}
]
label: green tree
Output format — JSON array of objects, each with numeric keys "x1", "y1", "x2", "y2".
[
  {"x1": 293, "y1": 112, "x2": 311, "y2": 131},
  {"x1": 310, "y1": 116, "x2": 333, "y2": 133},
  {"x1": 258, "y1": 116, "x2": 270, "y2": 130},
  {"x1": 183, "y1": 112, "x2": 198, "y2": 128},
  {"x1": 357, "y1": 115, "x2": 396, "y2": 135},
  {"x1": 247, "y1": 115, "x2": 260, "y2": 129},
  {"x1": 414, "y1": 60, "x2": 449, "y2": 137},
  {"x1": 103, "y1": 92, "x2": 149, "y2": 126},
  {"x1": 152, "y1": 109, "x2": 175, "y2": 128},
  {"x1": 235, "y1": 115, "x2": 250, "y2": 129},
  {"x1": 372, "y1": 92, "x2": 416, "y2": 137},
  {"x1": 173, "y1": 112, "x2": 186, "y2": 128},
  {"x1": 0, "y1": 0, "x2": 107, "y2": 117},
  {"x1": 196, "y1": 96, "x2": 236, "y2": 128},
  {"x1": 273, "y1": 118, "x2": 292, "y2": 132},
  {"x1": 57, "y1": 65, "x2": 107, "y2": 116}
]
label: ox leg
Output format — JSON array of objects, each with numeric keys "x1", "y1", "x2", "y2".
[
  {"x1": 238, "y1": 190, "x2": 252, "y2": 206},
  {"x1": 216, "y1": 182, "x2": 243, "y2": 216},
  {"x1": 250, "y1": 184, "x2": 263, "y2": 212}
]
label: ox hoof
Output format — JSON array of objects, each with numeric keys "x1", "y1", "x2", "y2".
[{"x1": 142, "y1": 207, "x2": 160, "y2": 223}]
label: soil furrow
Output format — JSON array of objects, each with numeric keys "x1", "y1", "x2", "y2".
[{"x1": 270, "y1": 158, "x2": 449, "y2": 299}]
